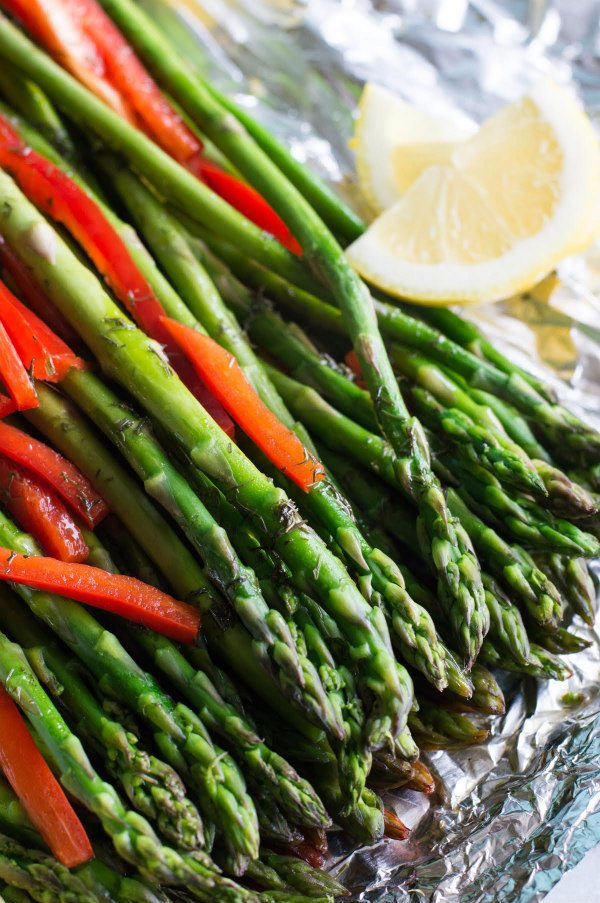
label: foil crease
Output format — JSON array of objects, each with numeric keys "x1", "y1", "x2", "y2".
[{"x1": 141, "y1": 0, "x2": 600, "y2": 898}]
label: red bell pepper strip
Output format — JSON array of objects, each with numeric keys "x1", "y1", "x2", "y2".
[
  {"x1": 0, "y1": 114, "x2": 235, "y2": 438},
  {"x1": 0, "y1": 234, "x2": 82, "y2": 349},
  {"x1": 0, "y1": 320, "x2": 38, "y2": 411},
  {"x1": 1, "y1": 0, "x2": 301, "y2": 253},
  {"x1": 0, "y1": 549, "x2": 201, "y2": 642},
  {"x1": 0, "y1": 279, "x2": 85, "y2": 382},
  {"x1": 0, "y1": 457, "x2": 89, "y2": 562},
  {"x1": 0, "y1": 421, "x2": 108, "y2": 529},
  {"x1": 0, "y1": 687, "x2": 94, "y2": 868},
  {"x1": 0, "y1": 395, "x2": 16, "y2": 419},
  {"x1": 161, "y1": 317, "x2": 325, "y2": 492},
  {"x1": 1, "y1": 0, "x2": 135, "y2": 121}
]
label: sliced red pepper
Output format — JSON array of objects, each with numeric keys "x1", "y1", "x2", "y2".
[
  {"x1": 1, "y1": 0, "x2": 135, "y2": 121},
  {"x1": 0, "y1": 457, "x2": 89, "y2": 562},
  {"x1": 2, "y1": 0, "x2": 300, "y2": 252},
  {"x1": 0, "y1": 115, "x2": 235, "y2": 438},
  {"x1": 0, "y1": 421, "x2": 108, "y2": 529},
  {"x1": 161, "y1": 317, "x2": 325, "y2": 491},
  {"x1": 0, "y1": 234, "x2": 82, "y2": 349},
  {"x1": 0, "y1": 279, "x2": 85, "y2": 382},
  {"x1": 0, "y1": 548, "x2": 201, "y2": 642},
  {"x1": 0, "y1": 686, "x2": 93, "y2": 868},
  {"x1": 0, "y1": 320, "x2": 38, "y2": 411},
  {"x1": 0, "y1": 396, "x2": 16, "y2": 419}
]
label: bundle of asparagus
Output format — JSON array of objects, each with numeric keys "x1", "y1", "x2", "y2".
[{"x1": 0, "y1": 1, "x2": 595, "y2": 900}]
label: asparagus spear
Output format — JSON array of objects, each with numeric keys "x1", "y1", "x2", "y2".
[
  {"x1": 252, "y1": 854, "x2": 348, "y2": 900},
  {"x1": 264, "y1": 364, "x2": 489, "y2": 664},
  {"x1": 0, "y1": 835, "x2": 98, "y2": 903},
  {"x1": 434, "y1": 451, "x2": 600, "y2": 558},
  {"x1": 480, "y1": 642, "x2": 573, "y2": 681},
  {"x1": 531, "y1": 459, "x2": 598, "y2": 519},
  {"x1": 0, "y1": 509, "x2": 260, "y2": 872},
  {"x1": 0, "y1": 590, "x2": 204, "y2": 852},
  {"x1": 198, "y1": 232, "x2": 600, "y2": 463},
  {"x1": 0, "y1": 777, "x2": 173, "y2": 903},
  {"x1": 446, "y1": 492, "x2": 563, "y2": 630},
  {"x1": 408, "y1": 704, "x2": 488, "y2": 751},
  {"x1": 0, "y1": 62, "x2": 76, "y2": 160},
  {"x1": 466, "y1": 386, "x2": 550, "y2": 462},
  {"x1": 408, "y1": 386, "x2": 546, "y2": 496},
  {"x1": 538, "y1": 555, "x2": 596, "y2": 626},
  {"x1": 61, "y1": 371, "x2": 336, "y2": 731},
  {"x1": 128, "y1": 628, "x2": 330, "y2": 831},
  {"x1": 0, "y1": 175, "x2": 405, "y2": 749},
  {"x1": 0, "y1": 633, "x2": 257, "y2": 901},
  {"x1": 0, "y1": 15, "x2": 316, "y2": 293},
  {"x1": 410, "y1": 305, "x2": 557, "y2": 403},
  {"x1": 527, "y1": 625, "x2": 592, "y2": 654}
]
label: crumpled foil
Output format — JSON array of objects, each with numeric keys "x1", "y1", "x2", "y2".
[{"x1": 140, "y1": 1, "x2": 600, "y2": 898}]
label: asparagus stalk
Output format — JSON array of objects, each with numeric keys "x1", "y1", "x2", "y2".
[
  {"x1": 446, "y1": 492, "x2": 563, "y2": 630},
  {"x1": 408, "y1": 386, "x2": 546, "y2": 496},
  {"x1": 0, "y1": 633, "x2": 257, "y2": 901},
  {"x1": 480, "y1": 641, "x2": 573, "y2": 681},
  {"x1": 252, "y1": 854, "x2": 348, "y2": 900},
  {"x1": 0, "y1": 590, "x2": 204, "y2": 852},
  {"x1": 0, "y1": 62, "x2": 76, "y2": 160},
  {"x1": 435, "y1": 452, "x2": 600, "y2": 558},
  {"x1": 538, "y1": 555, "x2": 596, "y2": 626},
  {"x1": 264, "y1": 364, "x2": 489, "y2": 664},
  {"x1": 0, "y1": 175, "x2": 405, "y2": 749},
  {"x1": 60, "y1": 371, "x2": 335, "y2": 730},
  {"x1": 527, "y1": 625, "x2": 592, "y2": 654},
  {"x1": 128, "y1": 628, "x2": 330, "y2": 831},
  {"x1": 199, "y1": 233, "x2": 600, "y2": 463},
  {"x1": 410, "y1": 305, "x2": 557, "y2": 403},
  {"x1": 0, "y1": 777, "x2": 173, "y2": 903},
  {"x1": 465, "y1": 386, "x2": 550, "y2": 462},
  {"x1": 408, "y1": 704, "x2": 488, "y2": 751},
  {"x1": 0, "y1": 15, "x2": 315, "y2": 293},
  {"x1": 531, "y1": 459, "x2": 598, "y2": 519},
  {"x1": 0, "y1": 509, "x2": 260, "y2": 871},
  {"x1": 0, "y1": 835, "x2": 98, "y2": 903}
]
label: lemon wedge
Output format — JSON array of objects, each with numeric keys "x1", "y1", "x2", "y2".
[
  {"x1": 347, "y1": 80, "x2": 600, "y2": 305},
  {"x1": 352, "y1": 83, "x2": 474, "y2": 213}
]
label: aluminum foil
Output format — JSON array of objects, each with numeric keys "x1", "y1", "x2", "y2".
[{"x1": 140, "y1": 1, "x2": 600, "y2": 898}]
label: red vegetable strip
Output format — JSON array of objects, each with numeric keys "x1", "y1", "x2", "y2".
[
  {"x1": 0, "y1": 279, "x2": 85, "y2": 382},
  {"x1": 0, "y1": 421, "x2": 108, "y2": 529},
  {"x1": 193, "y1": 160, "x2": 302, "y2": 255},
  {"x1": 0, "y1": 235, "x2": 82, "y2": 349},
  {"x1": 65, "y1": 0, "x2": 300, "y2": 251},
  {"x1": 0, "y1": 687, "x2": 94, "y2": 868},
  {"x1": 0, "y1": 549, "x2": 200, "y2": 642},
  {"x1": 0, "y1": 320, "x2": 38, "y2": 411},
  {"x1": 1, "y1": 0, "x2": 135, "y2": 121},
  {"x1": 0, "y1": 458, "x2": 89, "y2": 562},
  {"x1": 0, "y1": 396, "x2": 16, "y2": 419},
  {"x1": 0, "y1": 115, "x2": 235, "y2": 438},
  {"x1": 161, "y1": 317, "x2": 325, "y2": 492},
  {"x1": 2, "y1": 0, "x2": 300, "y2": 252},
  {"x1": 64, "y1": 0, "x2": 199, "y2": 163}
]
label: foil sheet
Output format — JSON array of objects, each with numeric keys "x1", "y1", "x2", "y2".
[{"x1": 140, "y1": 1, "x2": 600, "y2": 898}]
